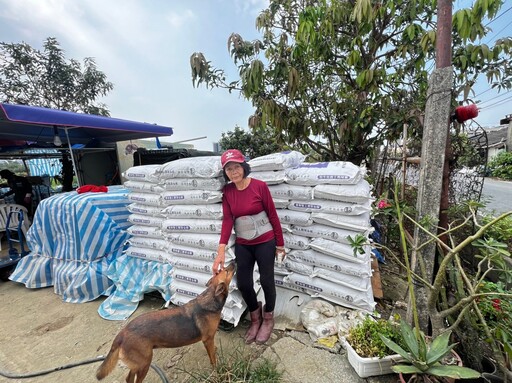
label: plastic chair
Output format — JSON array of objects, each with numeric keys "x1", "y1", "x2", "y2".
[{"x1": 0, "y1": 204, "x2": 31, "y2": 252}]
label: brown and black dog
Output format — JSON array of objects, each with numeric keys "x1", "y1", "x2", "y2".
[{"x1": 96, "y1": 262, "x2": 236, "y2": 383}]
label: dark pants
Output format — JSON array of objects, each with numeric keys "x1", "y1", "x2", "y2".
[{"x1": 235, "y1": 239, "x2": 277, "y2": 313}]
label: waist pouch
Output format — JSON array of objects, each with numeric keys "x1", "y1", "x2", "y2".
[{"x1": 234, "y1": 211, "x2": 273, "y2": 240}]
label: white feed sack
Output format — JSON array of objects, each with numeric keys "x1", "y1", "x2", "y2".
[
  {"x1": 128, "y1": 192, "x2": 163, "y2": 207},
  {"x1": 287, "y1": 249, "x2": 372, "y2": 279},
  {"x1": 314, "y1": 267, "x2": 371, "y2": 291},
  {"x1": 167, "y1": 233, "x2": 234, "y2": 251},
  {"x1": 159, "y1": 156, "x2": 222, "y2": 179},
  {"x1": 273, "y1": 198, "x2": 290, "y2": 209},
  {"x1": 284, "y1": 273, "x2": 376, "y2": 313},
  {"x1": 167, "y1": 243, "x2": 235, "y2": 263},
  {"x1": 309, "y1": 238, "x2": 371, "y2": 264},
  {"x1": 268, "y1": 184, "x2": 314, "y2": 201},
  {"x1": 291, "y1": 223, "x2": 363, "y2": 245},
  {"x1": 124, "y1": 246, "x2": 171, "y2": 263},
  {"x1": 161, "y1": 190, "x2": 222, "y2": 205},
  {"x1": 127, "y1": 225, "x2": 164, "y2": 239},
  {"x1": 250, "y1": 170, "x2": 286, "y2": 184},
  {"x1": 313, "y1": 181, "x2": 373, "y2": 204},
  {"x1": 162, "y1": 218, "x2": 223, "y2": 234},
  {"x1": 169, "y1": 256, "x2": 222, "y2": 274},
  {"x1": 163, "y1": 177, "x2": 225, "y2": 191},
  {"x1": 128, "y1": 214, "x2": 165, "y2": 228},
  {"x1": 162, "y1": 204, "x2": 223, "y2": 220},
  {"x1": 274, "y1": 273, "x2": 308, "y2": 294},
  {"x1": 127, "y1": 203, "x2": 165, "y2": 217},
  {"x1": 311, "y1": 212, "x2": 372, "y2": 232},
  {"x1": 277, "y1": 209, "x2": 313, "y2": 226},
  {"x1": 285, "y1": 161, "x2": 365, "y2": 185},
  {"x1": 288, "y1": 199, "x2": 371, "y2": 216},
  {"x1": 123, "y1": 164, "x2": 161, "y2": 183},
  {"x1": 248, "y1": 151, "x2": 306, "y2": 171},
  {"x1": 283, "y1": 232, "x2": 311, "y2": 250},
  {"x1": 128, "y1": 237, "x2": 169, "y2": 251},
  {"x1": 124, "y1": 180, "x2": 165, "y2": 194}
]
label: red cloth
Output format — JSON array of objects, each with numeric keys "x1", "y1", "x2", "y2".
[{"x1": 76, "y1": 185, "x2": 108, "y2": 194}]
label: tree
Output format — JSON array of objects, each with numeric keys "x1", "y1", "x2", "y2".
[
  {"x1": 218, "y1": 126, "x2": 283, "y2": 158},
  {"x1": 0, "y1": 37, "x2": 113, "y2": 116},
  {"x1": 191, "y1": 0, "x2": 512, "y2": 165}
]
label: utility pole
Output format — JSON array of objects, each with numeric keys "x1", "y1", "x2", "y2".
[{"x1": 407, "y1": 0, "x2": 453, "y2": 331}]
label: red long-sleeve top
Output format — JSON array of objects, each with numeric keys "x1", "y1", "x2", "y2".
[{"x1": 220, "y1": 178, "x2": 284, "y2": 247}]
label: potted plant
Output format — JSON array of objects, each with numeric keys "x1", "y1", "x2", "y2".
[
  {"x1": 380, "y1": 320, "x2": 480, "y2": 382},
  {"x1": 342, "y1": 315, "x2": 405, "y2": 377}
]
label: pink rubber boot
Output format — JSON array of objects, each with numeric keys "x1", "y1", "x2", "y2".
[
  {"x1": 255, "y1": 306, "x2": 274, "y2": 344},
  {"x1": 245, "y1": 302, "x2": 262, "y2": 344}
]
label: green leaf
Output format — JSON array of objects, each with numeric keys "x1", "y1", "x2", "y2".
[
  {"x1": 399, "y1": 321, "x2": 419, "y2": 358},
  {"x1": 379, "y1": 335, "x2": 411, "y2": 360},
  {"x1": 392, "y1": 365, "x2": 422, "y2": 374},
  {"x1": 426, "y1": 331, "x2": 453, "y2": 365},
  {"x1": 428, "y1": 365, "x2": 481, "y2": 379}
]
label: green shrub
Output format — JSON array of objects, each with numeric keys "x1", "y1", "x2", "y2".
[
  {"x1": 488, "y1": 151, "x2": 512, "y2": 180},
  {"x1": 476, "y1": 280, "x2": 512, "y2": 371},
  {"x1": 346, "y1": 316, "x2": 405, "y2": 358}
]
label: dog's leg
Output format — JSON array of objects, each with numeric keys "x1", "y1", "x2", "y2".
[
  {"x1": 126, "y1": 370, "x2": 135, "y2": 383},
  {"x1": 134, "y1": 364, "x2": 151, "y2": 383},
  {"x1": 203, "y1": 337, "x2": 217, "y2": 366}
]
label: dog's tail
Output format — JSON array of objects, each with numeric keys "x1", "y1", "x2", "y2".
[{"x1": 96, "y1": 341, "x2": 120, "y2": 380}]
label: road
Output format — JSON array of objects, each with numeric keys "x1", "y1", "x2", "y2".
[{"x1": 481, "y1": 177, "x2": 512, "y2": 215}]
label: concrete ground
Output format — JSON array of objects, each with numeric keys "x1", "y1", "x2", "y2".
[{"x1": 0, "y1": 279, "x2": 399, "y2": 383}]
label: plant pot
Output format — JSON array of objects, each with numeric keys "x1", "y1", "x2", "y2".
[{"x1": 342, "y1": 338, "x2": 403, "y2": 378}]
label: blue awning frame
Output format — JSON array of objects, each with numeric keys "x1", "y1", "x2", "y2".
[
  {"x1": 0, "y1": 103, "x2": 174, "y2": 187},
  {"x1": 0, "y1": 103, "x2": 174, "y2": 144}
]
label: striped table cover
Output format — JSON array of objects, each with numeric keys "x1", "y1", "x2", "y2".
[{"x1": 9, "y1": 186, "x2": 131, "y2": 303}]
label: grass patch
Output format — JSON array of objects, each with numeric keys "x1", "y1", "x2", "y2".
[{"x1": 181, "y1": 341, "x2": 284, "y2": 383}]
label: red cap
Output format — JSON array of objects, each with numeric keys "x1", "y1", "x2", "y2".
[{"x1": 221, "y1": 149, "x2": 246, "y2": 168}]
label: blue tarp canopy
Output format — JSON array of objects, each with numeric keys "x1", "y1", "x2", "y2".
[{"x1": 0, "y1": 103, "x2": 173, "y2": 144}]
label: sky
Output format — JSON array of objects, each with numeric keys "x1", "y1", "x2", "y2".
[{"x1": 0, "y1": 0, "x2": 510, "y2": 152}]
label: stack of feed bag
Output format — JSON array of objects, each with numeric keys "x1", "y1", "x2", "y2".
[
  {"x1": 250, "y1": 153, "x2": 376, "y2": 313},
  {"x1": 122, "y1": 157, "x2": 246, "y2": 325}
]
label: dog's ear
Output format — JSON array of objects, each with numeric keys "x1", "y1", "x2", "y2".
[
  {"x1": 206, "y1": 276, "x2": 214, "y2": 287},
  {"x1": 214, "y1": 282, "x2": 227, "y2": 297}
]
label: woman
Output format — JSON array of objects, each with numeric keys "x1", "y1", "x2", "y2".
[{"x1": 213, "y1": 149, "x2": 285, "y2": 344}]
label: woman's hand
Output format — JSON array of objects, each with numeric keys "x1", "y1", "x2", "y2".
[
  {"x1": 213, "y1": 245, "x2": 226, "y2": 274},
  {"x1": 275, "y1": 246, "x2": 286, "y2": 264}
]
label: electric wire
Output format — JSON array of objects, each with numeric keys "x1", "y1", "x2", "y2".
[
  {"x1": 482, "y1": 95, "x2": 512, "y2": 110},
  {"x1": 484, "y1": 6, "x2": 512, "y2": 27},
  {"x1": 0, "y1": 356, "x2": 169, "y2": 382},
  {"x1": 477, "y1": 90, "x2": 512, "y2": 106}
]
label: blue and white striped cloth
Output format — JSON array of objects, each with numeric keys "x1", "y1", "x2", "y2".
[
  {"x1": 10, "y1": 186, "x2": 131, "y2": 302},
  {"x1": 98, "y1": 255, "x2": 173, "y2": 320},
  {"x1": 26, "y1": 149, "x2": 61, "y2": 177}
]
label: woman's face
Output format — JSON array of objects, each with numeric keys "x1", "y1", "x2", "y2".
[{"x1": 224, "y1": 162, "x2": 244, "y2": 183}]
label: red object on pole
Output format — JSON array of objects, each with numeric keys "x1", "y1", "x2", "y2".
[{"x1": 454, "y1": 104, "x2": 479, "y2": 123}]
